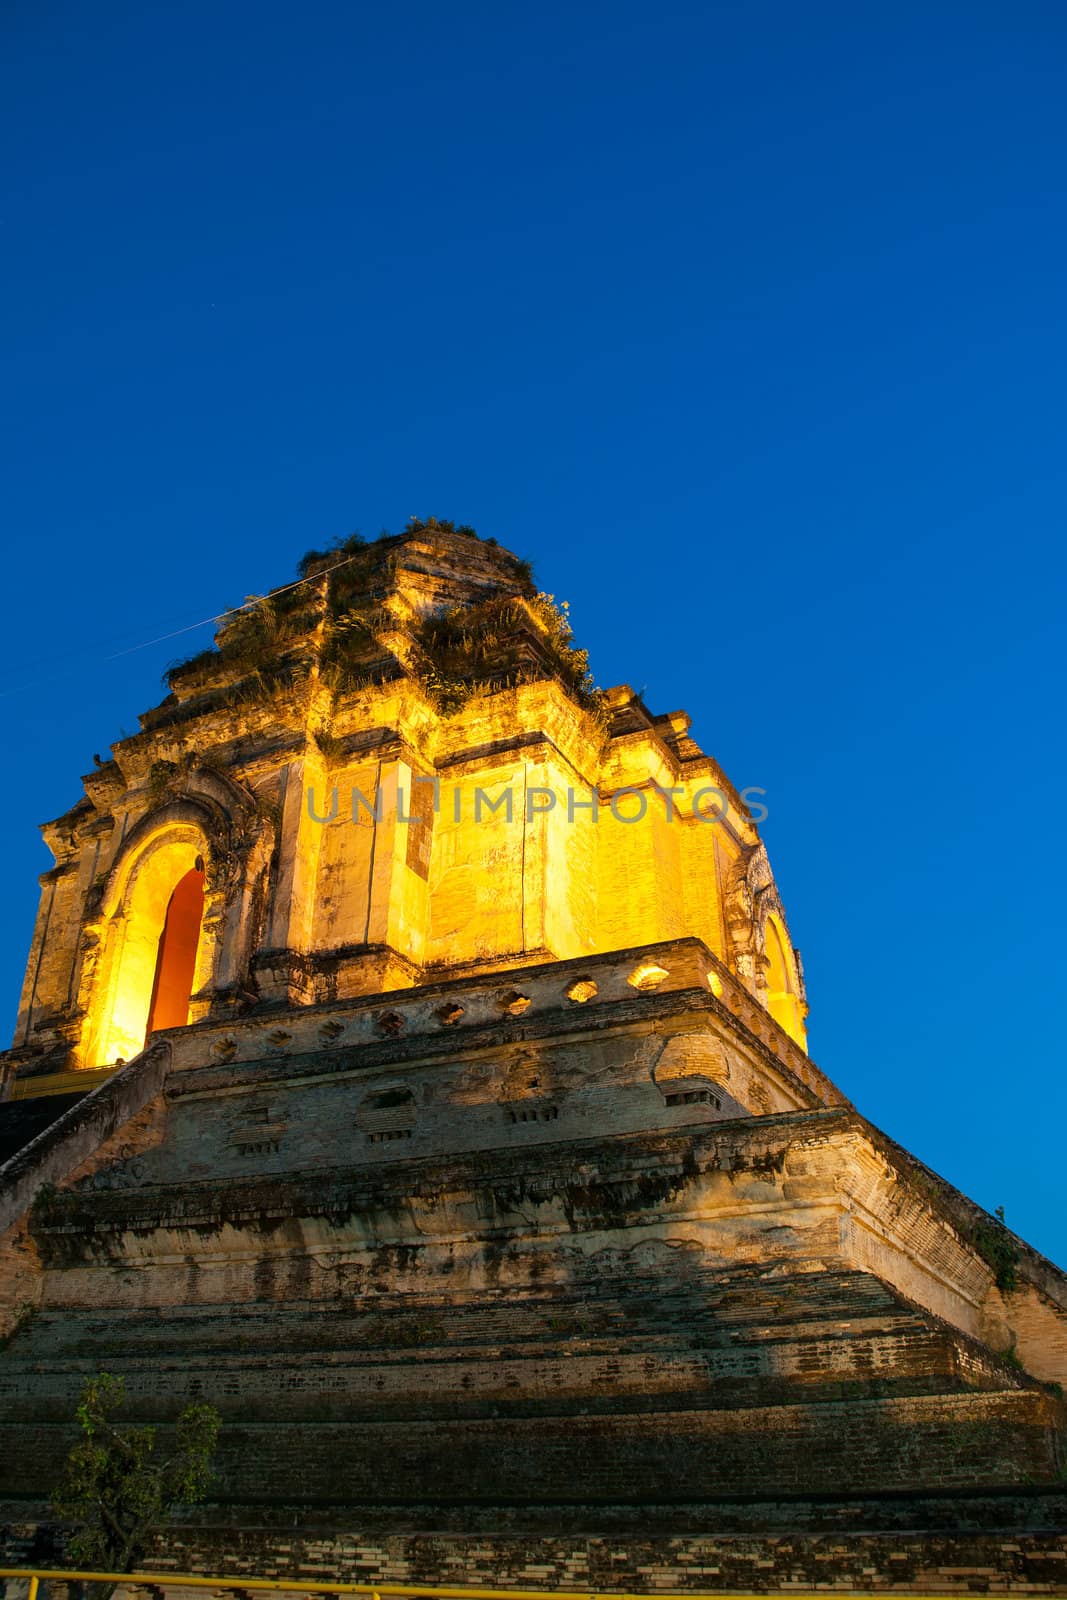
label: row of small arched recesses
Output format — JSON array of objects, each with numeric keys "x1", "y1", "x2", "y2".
[{"x1": 385, "y1": 965, "x2": 664, "y2": 1037}]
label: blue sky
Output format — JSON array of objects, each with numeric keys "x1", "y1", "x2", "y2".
[{"x1": 3, "y1": 2, "x2": 1066, "y2": 1260}]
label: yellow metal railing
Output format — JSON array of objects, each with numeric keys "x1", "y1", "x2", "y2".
[
  {"x1": 1, "y1": 1575, "x2": 744, "y2": 1600},
  {"x1": 8, "y1": 1068, "x2": 119, "y2": 1102},
  {"x1": 0, "y1": 1570, "x2": 1017, "y2": 1600}
]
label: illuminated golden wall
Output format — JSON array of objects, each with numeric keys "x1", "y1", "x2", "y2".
[{"x1": 10, "y1": 533, "x2": 808, "y2": 1076}]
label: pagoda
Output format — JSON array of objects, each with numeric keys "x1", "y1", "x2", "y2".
[{"x1": 1, "y1": 520, "x2": 1064, "y2": 1593}]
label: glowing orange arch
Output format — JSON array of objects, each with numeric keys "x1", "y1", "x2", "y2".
[
  {"x1": 86, "y1": 827, "x2": 211, "y2": 1066},
  {"x1": 763, "y1": 913, "x2": 807, "y2": 1050}
]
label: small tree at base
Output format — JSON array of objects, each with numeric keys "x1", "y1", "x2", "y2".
[{"x1": 52, "y1": 1373, "x2": 220, "y2": 1595}]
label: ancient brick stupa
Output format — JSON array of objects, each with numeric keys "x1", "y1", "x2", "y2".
[{"x1": 1, "y1": 520, "x2": 1065, "y2": 1592}]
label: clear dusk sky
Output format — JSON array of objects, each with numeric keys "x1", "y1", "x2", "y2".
[{"x1": 3, "y1": 3, "x2": 1066, "y2": 1260}]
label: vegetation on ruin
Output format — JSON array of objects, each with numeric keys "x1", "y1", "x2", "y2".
[
  {"x1": 411, "y1": 591, "x2": 603, "y2": 717},
  {"x1": 296, "y1": 527, "x2": 373, "y2": 578},
  {"x1": 164, "y1": 588, "x2": 321, "y2": 706},
  {"x1": 145, "y1": 749, "x2": 228, "y2": 802},
  {"x1": 52, "y1": 1372, "x2": 220, "y2": 1595},
  {"x1": 311, "y1": 725, "x2": 349, "y2": 766},
  {"x1": 296, "y1": 515, "x2": 534, "y2": 585},
  {"x1": 161, "y1": 517, "x2": 593, "y2": 719},
  {"x1": 970, "y1": 1204, "x2": 1021, "y2": 1294},
  {"x1": 295, "y1": 516, "x2": 530, "y2": 580}
]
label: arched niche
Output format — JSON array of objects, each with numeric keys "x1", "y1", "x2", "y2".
[
  {"x1": 762, "y1": 912, "x2": 807, "y2": 1049},
  {"x1": 146, "y1": 866, "x2": 206, "y2": 1033},
  {"x1": 85, "y1": 824, "x2": 215, "y2": 1067}
]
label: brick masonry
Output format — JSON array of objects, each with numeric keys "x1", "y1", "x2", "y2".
[{"x1": 2, "y1": 529, "x2": 1066, "y2": 1591}]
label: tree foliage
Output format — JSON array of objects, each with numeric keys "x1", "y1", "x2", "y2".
[{"x1": 52, "y1": 1373, "x2": 220, "y2": 1586}]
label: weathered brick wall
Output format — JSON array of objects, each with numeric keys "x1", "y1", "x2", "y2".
[
  {"x1": 5, "y1": 532, "x2": 1066, "y2": 1583},
  {"x1": 140, "y1": 1527, "x2": 1067, "y2": 1595},
  {"x1": 5, "y1": 1519, "x2": 1067, "y2": 1595},
  {"x1": 0, "y1": 1043, "x2": 169, "y2": 1337},
  {"x1": 4, "y1": 1390, "x2": 1059, "y2": 1508},
  {"x1": 0, "y1": 1304, "x2": 998, "y2": 1424},
  {"x1": 0, "y1": 1219, "x2": 40, "y2": 1346}
]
